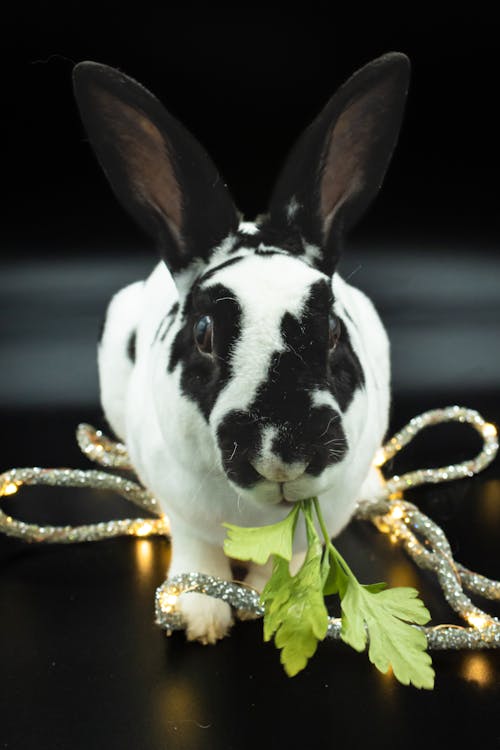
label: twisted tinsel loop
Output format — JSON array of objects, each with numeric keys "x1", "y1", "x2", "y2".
[{"x1": 0, "y1": 405, "x2": 499, "y2": 650}]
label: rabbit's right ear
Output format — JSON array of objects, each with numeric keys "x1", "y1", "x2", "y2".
[
  {"x1": 268, "y1": 53, "x2": 410, "y2": 276},
  {"x1": 73, "y1": 62, "x2": 239, "y2": 280}
]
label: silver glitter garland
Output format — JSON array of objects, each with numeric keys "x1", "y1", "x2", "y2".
[
  {"x1": 1, "y1": 406, "x2": 499, "y2": 652},
  {"x1": 0, "y1": 427, "x2": 169, "y2": 542}
]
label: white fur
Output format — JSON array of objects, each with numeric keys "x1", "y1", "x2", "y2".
[{"x1": 98, "y1": 230, "x2": 390, "y2": 642}]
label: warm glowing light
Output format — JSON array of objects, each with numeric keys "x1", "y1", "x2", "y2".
[
  {"x1": 134, "y1": 521, "x2": 154, "y2": 537},
  {"x1": 390, "y1": 504, "x2": 404, "y2": 520},
  {"x1": 373, "y1": 448, "x2": 387, "y2": 467},
  {"x1": 373, "y1": 517, "x2": 390, "y2": 534},
  {"x1": 482, "y1": 423, "x2": 497, "y2": 438},
  {"x1": 135, "y1": 539, "x2": 154, "y2": 574},
  {"x1": 460, "y1": 653, "x2": 494, "y2": 687},
  {"x1": 2, "y1": 482, "x2": 19, "y2": 496},
  {"x1": 159, "y1": 591, "x2": 179, "y2": 613},
  {"x1": 467, "y1": 613, "x2": 491, "y2": 630}
]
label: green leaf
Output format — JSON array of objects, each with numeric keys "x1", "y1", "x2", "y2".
[
  {"x1": 260, "y1": 509, "x2": 329, "y2": 677},
  {"x1": 223, "y1": 504, "x2": 300, "y2": 564},
  {"x1": 340, "y1": 582, "x2": 435, "y2": 689},
  {"x1": 261, "y1": 556, "x2": 294, "y2": 642}
]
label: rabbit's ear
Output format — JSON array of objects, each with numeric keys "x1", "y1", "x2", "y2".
[
  {"x1": 73, "y1": 62, "x2": 239, "y2": 278},
  {"x1": 268, "y1": 53, "x2": 410, "y2": 276}
]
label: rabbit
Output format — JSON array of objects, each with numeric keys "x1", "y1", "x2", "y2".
[{"x1": 73, "y1": 52, "x2": 410, "y2": 644}]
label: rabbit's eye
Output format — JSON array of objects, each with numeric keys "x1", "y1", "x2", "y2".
[
  {"x1": 194, "y1": 315, "x2": 214, "y2": 355},
  {"x1": 328, "y1": 314, "x2": 341, "y2": 351}
]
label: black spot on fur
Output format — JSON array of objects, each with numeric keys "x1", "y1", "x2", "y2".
[
  {"x1": 340, "y1": 305, "x2": 356, "y2": 329},
  {"x1": 227, "y1": 223, "x2": 306, "y2": 258},
  {"x1": 152, "y1": 317, "x2": 164, "y2": 344},
  {"x1": 159, "y1": 301, "x2": 179, "y2": 342},
  {"x1": 199, "y1": 255, "x2": 245, "y2": 284},
  {"x1": 168, "y1": 283, "x2": 242, "y2": 420},
  {"x1": 254, "y1": 248, "x2": 282, "y2": 257},
  {"x1": 127, "y1": 330, "x2": 136, "y2": 363},
  {"x1": 152, "y1": 301, "x2": 180, "y2": 345},
  {"x1": 327, "y1": 321, "x2": 365, "y2": 412}
]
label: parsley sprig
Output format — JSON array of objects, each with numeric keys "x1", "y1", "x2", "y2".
[{"x1": 224, "y1": 498, "x2": 434, "y2": 689}]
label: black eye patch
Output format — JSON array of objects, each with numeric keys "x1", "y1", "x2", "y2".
[{"x1": 168, "y1": 283, "x2": 243, "y2": 419}]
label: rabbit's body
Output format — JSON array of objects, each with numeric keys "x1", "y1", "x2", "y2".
[
  {"x1": 99, "y1": 227, "x2": 389, "y2": 552},
  {"x1": 74, "y1": 53, "x2": 409, "y2": 642}
]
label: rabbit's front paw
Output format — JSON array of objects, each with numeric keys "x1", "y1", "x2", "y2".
[{"x1": 179, "y1": 592, "x2": 233, "y2": 645}]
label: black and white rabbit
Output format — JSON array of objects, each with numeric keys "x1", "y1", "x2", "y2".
[{"x1": 73, "y1": 52, "x2": 410, "y2": 643}]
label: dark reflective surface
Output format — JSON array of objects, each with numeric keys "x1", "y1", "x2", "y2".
[{"x1": 0, "y1": 400, "x2": 499, "y2": 749}]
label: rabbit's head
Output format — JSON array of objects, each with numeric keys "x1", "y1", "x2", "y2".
[{"x1": 73, "y1": 54, "x2": 409, "y2": 508}]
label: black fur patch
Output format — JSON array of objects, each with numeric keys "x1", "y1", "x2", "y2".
[
  {"x1": 199, "y1": 255, "x2": 245, "y2": 284},
  {"x1": 127, "y1": 330, "x2": 136, "y2": 363},
  {"x1": 227, "y1": 224, "x2": 306, "y2": 259},
  {"x1": 159, "y1": 301, "x2": 179, "y2": 342},
  {"x1": 327, "y1": 321, "x2": 365, "y2": 412},
  {"x1": 152, "y1": 300, "x2": 180, "y2": 345},
  {"x1": 168, "y1": 283, "x2": 242, "y2": 420}
]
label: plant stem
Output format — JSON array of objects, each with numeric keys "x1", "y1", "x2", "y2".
[{"x1": 310, "y1": 497, "x2": 355, "y2": 581}]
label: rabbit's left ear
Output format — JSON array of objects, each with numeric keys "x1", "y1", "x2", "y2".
[
  {"x1": 268, "y1": 53, "x2": 410, "y2": 276},
  {"x1": 73, "y1": 62, "x2": 239, "y2": 278}
]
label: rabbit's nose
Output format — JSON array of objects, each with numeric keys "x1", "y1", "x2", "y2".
[{"x1": 250, "y1": 457, "x2": 308, "y2": 483}]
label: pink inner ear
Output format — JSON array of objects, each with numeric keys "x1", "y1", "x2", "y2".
[
  {"x1": 93, "y1": 87, "x2": 183, "y2": 240},
  {"x1": 320, "y1": 82, "x2": 384, "y2": 236}
]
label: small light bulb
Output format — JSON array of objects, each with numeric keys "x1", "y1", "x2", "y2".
[
  {"x1": 134, "y1": 521, "x2": 154, "y2": 537},
  {"x1": 373, "y1": 448, "x2": 387, "y2": 467},
  {"x1": 482, "y1": 423, "x2": 497, "y2": 438},
  {"x1": 159, "y1": 591, "x2": 179, "y2": 613},
  {"x1": 467, "y1": 613, "x2": 490, "y2": 630},
  {"x1": 2, "y1": 482, "x2": 19, "y2": 496},
  {"x1": 390, "y1": 504, "x2": 404, "y2": 520}
]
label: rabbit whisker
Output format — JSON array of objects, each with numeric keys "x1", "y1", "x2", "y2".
[
  {"x1": 227, "y1": 442, "x2": 238, "y2": 462},
  {"x1": 319, "y1": 415, "x2": 338, "y2": 438}
]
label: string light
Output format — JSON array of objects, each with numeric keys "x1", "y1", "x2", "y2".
[
  {"x1": 466, "y1": 613, "x2": 492, "y2": 630},
  {"x1": 483, "y1": 423, "x2": 498, "y2": 439},
  {"x1": 1, "y1": 481, "x2": 19, "y2": 496},
  {"x1": 373, "y1": 447, "x2": 387, "y2": 468},
  {"x1": 389, "y1": 504, "x2": 404, "y2": 520},
  {"x1": 0, "y1": 406, "x2": 499, "y2": 652},
  {"x1": 158, "y1": 590, "x2": 180, "y2": 614},
  {"x1": 130, "y1": 520, "x2": 156, "y2": 537}
]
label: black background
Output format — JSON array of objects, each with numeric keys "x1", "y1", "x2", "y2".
[
  {"x1": 2, "y1": 9, "x2": 499, "y2": 256},
  {"x1": 1, "y1": 9, "x2": 499, "y2": 750}
]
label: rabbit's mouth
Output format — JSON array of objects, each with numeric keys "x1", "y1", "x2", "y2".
[{"x1": 278, "y1": 483, "x2": 297, "y2": 507}]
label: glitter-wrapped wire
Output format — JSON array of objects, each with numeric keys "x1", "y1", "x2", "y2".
[
  {"x1": 76, "y1": 423, "x2": 132, "y2": 470},
  {"x1": 0, "y1": 423, "x2": 169, "y2": 542},
  {"x1": 0, "y1": 407, "x2": 499, "y2": 651}
]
